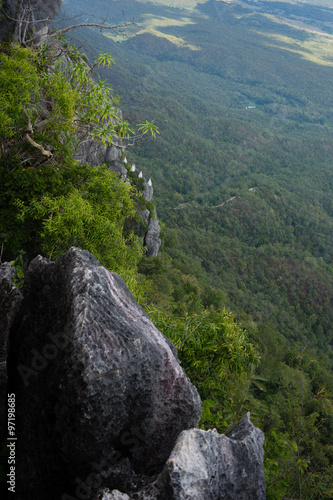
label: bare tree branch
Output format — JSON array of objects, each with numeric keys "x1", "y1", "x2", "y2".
[
  {"x1": 23, "y1": 108, "x2": 33, "y2": 134},
  {"x1": 52, "y1": 20, "x2": 137, "y2": 38},
  {"x1": 25, "y1": 133, "x2": 52, "y2": 157},
  {"x1": 23, "y1": 107, "x2": 52, "y2": 157}
]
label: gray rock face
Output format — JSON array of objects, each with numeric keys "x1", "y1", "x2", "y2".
[
  {"x1": 0, "y1": 261, "x2": 16, "y2": 282},
  {"x1": 73, "y1": 110, "x2": 125, "y2": 169},
  {"x1": 141, "y1": 209, "x2": 151, "y2": 227},
  {"x1": 159, "y1": 412, "x2": 266, "y2": 500},
  {"x1": 142, "y1": 181, "x2": 153, "y2": 202},
  {"x1": 10, "y1": 247, "x2": 201, "y2": 499},
  {"x1": 97, "y1": 413, "x2": 265, "y2": 500},
  {"x1": 145, "y1": 218, "x2": 162, "y2": 257},
  {"x1": 109, "y1": 161, "x2": 128, "y2": 180},
  {"x1": 104, "y1": 144, "x2": 123, "y2": 163},
  {"x1": 94, "y1": 490, "x2": 130, "y2": 500},
  {"x1": 74, "y1": 138, "x2": 122, "y2": 168},
  {"x1": 0, "y1": 263, "x2": 23, "y2": 435}
]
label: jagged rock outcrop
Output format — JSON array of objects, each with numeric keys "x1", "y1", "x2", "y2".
[
  {"x1": 74, "y1": 138, "x2": 124, "y2": 170},
  {"x1": 0, "y1": 263, "x2": 23, "y2": 435},
  {"x1": 95, "y1": 413, "x2": 266, "y2": 500},
  {"x1": 145, "y1": 218, "x2": 162, "y2": 257},
  {"x1": 124, "y1": 164, "x2": 161, "y2": 255},
  {"x1": 5, "y1": 248, "x2": 201, "y2": 499},
  {"x1": 74, "y1": 131, "x2": 161, "y2": 255},
  {"x1": 156, "y1": 413, "x2": 265, "y2": 500},
  {"x1": 75, "y1": 139, "x2": 128, "y2": 180},
  {"x1": 73, "y1": 107, "x2": 127, "y2": 177},
  {"x1": 142, "y1": 179, "x2": 153, "y2": 203},
  {"x1": 0, "y1": 0, "x2": 63, "y2": 44}
]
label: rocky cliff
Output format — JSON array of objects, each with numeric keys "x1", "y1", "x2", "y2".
[
  {"x1": 75, "y1": 138, "x2": 161, "y2": 257},
  {"x1": 0, "y1": 248, "x2": 266, "y2": 499},
  {"x1": 0, "y1": 0, "x2": 161, "y2": 258}
]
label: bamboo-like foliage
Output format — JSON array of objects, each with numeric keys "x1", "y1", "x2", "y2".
[
  {"x1": 14, "y1": 164, "x2": 143, "y2": 272},
  {"x1": 0, "y1": 39, "x2": 158, "y2": 168},
  {"x1": 147, "y1": 305, "x2": 260, "y2": 425}
]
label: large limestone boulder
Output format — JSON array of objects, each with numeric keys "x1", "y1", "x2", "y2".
[
  {"x1": 10, "y1": 247, "x2": 201, "y2": 499},
  {"x1": 1, "y1": 247, "x2": 265, "y2": 500}
]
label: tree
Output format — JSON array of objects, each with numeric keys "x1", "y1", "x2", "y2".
[{"x1": 0, "y1": 39, "x2": 158, "y2": 170}]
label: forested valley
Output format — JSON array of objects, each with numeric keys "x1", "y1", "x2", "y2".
[{"x1": 1, "y1": 0, "x2": 333, "y2": 498}]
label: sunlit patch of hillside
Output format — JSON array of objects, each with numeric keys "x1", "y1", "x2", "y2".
[
  {"x1": 136, "y1": 14, "x2": 200, "y2": 50},
  {"x1": 137, "y1": 27, "x2": 201, "y2": 50},
  {"x1": 258, "y1": 28, "x2": 333, "y2": 66},
  {"x1": 104, "y1": 13, "x2": 201, "y2": 50},
  {"x1": 259, "y1": 9, "x2": 333, "y2": 36},
  {"x1": 223, "y1": 0, "x2": 333, "y2": 35},
  {"x1": 141, "y1": 14, "x2": 196, "y2": 29},
  {"x1": 254, "y1": 0, "x2": 333, "y2": 7},
  {"x1": 134, "y1": 0, "x2": 207, "y2": 10}
]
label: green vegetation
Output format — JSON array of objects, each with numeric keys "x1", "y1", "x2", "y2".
[
  {"x1": 0, "y1": 152, "x2": 144, "y2": 273},
  {"x1": 137, "y1": 253, "x2": 333, "y2": 499},
  {"x1": 148, "y1": 305, "x2": 260, "y2": 426},
  {"x1": 0, "y1": 38, "x2": 158, "y2": 266},
  {"x1": 15, "y1": 164, "x2": 143, "y2": 272}
]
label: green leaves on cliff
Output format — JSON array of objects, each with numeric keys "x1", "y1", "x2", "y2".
[
  {"x1": 0, "y1": 42, "x2": 78, "y2": 166},
  {"x1": 0, "y1": 44, "x2": 40, "y2": 137},
  {"x1": 23, "y1": 166, "x2": 143, "y2": 271},
  {"x1": 147, "y1": 305, "x2": 260, "y2": 430},
  {"x1": 1, "y1": 161, "x2": 143, "y2": 272},
  {"x1": 0, "y1": 41, "x2": 159, "y2": 169}
]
